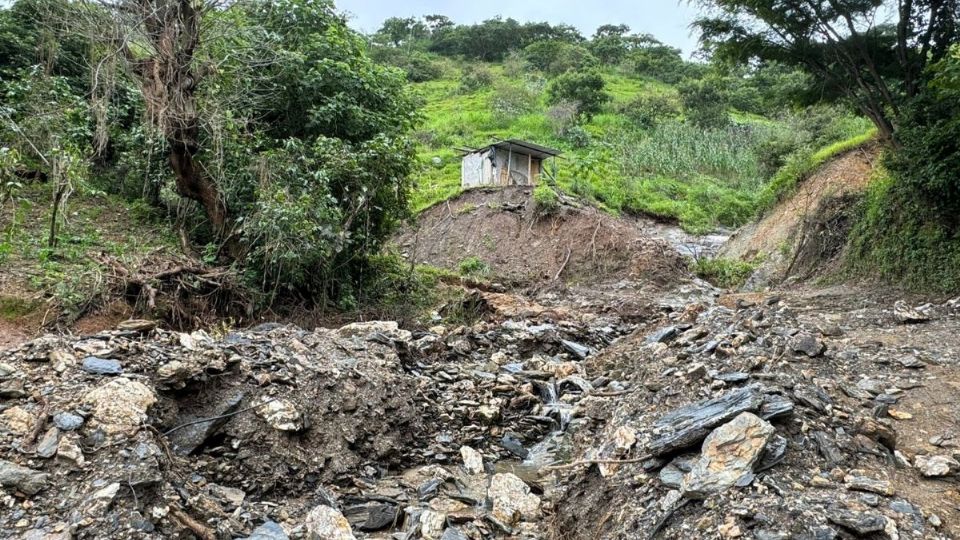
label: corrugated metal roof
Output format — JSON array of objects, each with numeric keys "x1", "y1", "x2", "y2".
[{"x1": 459, "y1": 139, "x2": 562, "y2": 159}]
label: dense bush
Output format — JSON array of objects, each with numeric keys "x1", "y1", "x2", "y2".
[
  {"x1": 546, "y1": 70, "x2": 610, "y2": 120},
  {"x1": 490, "y1": 82, "x2": 539, "y2": 122},
  {"x1": 369, "y1": 47, "x2": 444, "y2": 82},
  {"x1": 618, "y1": 93, "x2": 680, "y2": 129},
  {"x1": 523, "y1": 40, "x2": 597, "y2": 76},
  {"x1": 459, "y1": 64, "x2": 494, "y2": 93},
  {"x1": 679, "y1": 78, "x2": 730, "y2": 129}
]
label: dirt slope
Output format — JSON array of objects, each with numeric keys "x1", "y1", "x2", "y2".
[
  {"x1": 721, "y1": 146, "x2": 878, "y2": 287},
  {"x1": 395, "y1": 186, "x2": 689, "y2": 288}
]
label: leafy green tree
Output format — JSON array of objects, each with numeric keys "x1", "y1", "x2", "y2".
[
  {"x1": 374, "y1": 16, "x2": 429, "y2": 48},
  {"x1": 693, "y1": 0, "x2": 960, "y2": 145},
  {"x1": 679, "y1": 78, "x2": 730, "y2": 128},
  {"x1": 523, "y1": 40, "x2": 597, "y2": 75},
  {"x1": 590, "y1": 24, "x2": 632, "y2": 65},
  {"x1": 547, "y1": 70, "x2": 610, "y2": 120}
]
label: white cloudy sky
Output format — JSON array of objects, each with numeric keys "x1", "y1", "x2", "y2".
[{"x1": 335, "y1": 0, "x2": 702, "y2": 54}]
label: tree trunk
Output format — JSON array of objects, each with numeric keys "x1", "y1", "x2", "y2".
[{"x1": 169, "y1": 138, "x2": 226, "y2": 234}]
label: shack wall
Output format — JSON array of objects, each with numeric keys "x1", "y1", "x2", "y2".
[
  {"x1": 493, "y1": 150, "x2": 536, "y2": 186},
  {"x1": 461, "y1": 151, "x2": 486, "y2": 188}
]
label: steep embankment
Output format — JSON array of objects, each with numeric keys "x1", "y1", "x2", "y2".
[
  {"x1": 395, "y1": 186, "x2": 690, "y2": 287},
  {"x1": 721, "y1": 145, "x2": 879, "y2": 288}
]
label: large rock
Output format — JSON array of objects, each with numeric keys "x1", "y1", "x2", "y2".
[
  {"x1": 487, "y1": 473, "x2": 542, "y2": 525},
  {"x1": 648, "y1": 386, "x2": 765, "y2": 456},
  {"x1": 305, "y1": 505, "x2": 356, "y2": 540},
  {"x1": 337, "y1": 321, "x2": 412, "y2": 344},
  {"x1": 256, "y1": 399, "x2": 304, "y2": 432},
  {"x1": 915, "y1": 455, "x2": 960, "y2": 477},
  {"x1": 0, "y1": 459, "x2": 49, "y2": 495},
  {"x1": 681, "y1": 412, "x2": 776, "y2": 498},
  {"x1": 82, "y1": 378, "x2": 156, "y2": 434}
]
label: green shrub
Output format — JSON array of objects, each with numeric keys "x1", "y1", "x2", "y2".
[
  {"x1": 458, "y1": 256, "x2": 490, "y2": 277},
  {"x1": 459, "y1": 65, "x2": 494, "y2": 93},
  {"x1": 691, "y1": 257, "x2": 758, "y2": 289},
  {"x1": 490, "y1": 82, "x2": 539, "y2": 122},
  {"x1": 679, "y1": 78, "x2": 730, "y2": 129},
  {"x1": 618, "y1": 93, "x2": 680, "y2": 129},
  {"x1": 547, "y1": 70, "x2": 610, "y2": 120},
  {"x1": 533, "y1": 183, "x2": 560, "y2": 214}
]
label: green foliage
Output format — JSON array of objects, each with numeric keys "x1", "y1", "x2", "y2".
[
  {"x1": 845, "y1": 46, "x2": 960, "y2": 292},
  {"x1": 523, "y1": 40, "x2": 597, "y2": 75},
  {"x1": 846, "y1": 169, "x2": 960, "y2": 292},
  {"x1": 369, "y1": 47, "x2": 444, "y2": 82},
  {"x1": 691, "y1": 257, "x2": 758, "y2": 289},
  {"x1": 533, "y1": 183, "x2": 560, "y2": 215},
  {"x1": 490, "y1": 81, "x2": 539, "y2": 122},
  {"x1": 547, "y1": 71, "x2": 610, "y2": 120},
  {"x1": 458, "y1": 256, "x2": 490, "y2": 277},
  {"x1": 617, "y1": 93, "x2": 680, "y2": 129},
  {"x1": 459, "y1": 64, "x2": 494, "y2": 93},
  {"x1": 679, "y1": 78, "x2": 730, "y2": 129}
]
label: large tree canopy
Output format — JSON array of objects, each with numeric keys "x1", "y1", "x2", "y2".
[{"x1": 693, "y1": 0, "x2": 960, "y2": 144}]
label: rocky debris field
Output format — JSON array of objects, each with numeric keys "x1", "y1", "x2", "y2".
[
  {"x1": 0, "y1": 285, "x2": 652, "y2": 540},
  {"x1": 3, "y1": 280, "x2": 960, "y2": 540},
  {"x1": 553, "y1": 290, "x2": 960, "y2": 539}
]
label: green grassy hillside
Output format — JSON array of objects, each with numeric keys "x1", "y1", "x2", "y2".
[{"x1": 405, "y1": 57, "x2": 873, "y2": 234}]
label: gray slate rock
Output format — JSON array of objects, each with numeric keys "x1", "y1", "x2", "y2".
[
  {"x1": 648, "y1": 386, "x2": 764, "y2": 456},
  {"x1": 245, "y1": 521, "x2": 289, "y2": 540},
  {"x1": 441, "y1": 527, "x2": 469, "y2": 540},
  {"x1": 560, "y1": 339, "x2": 591, "y2": 359},
  {"x1": 790, "y1": 333, "x2": 826, "y2": 357},
  {"x1": 53, "y1": 412, "x2": 84, "y2": 431},
  {"x1": 35, "y1": 427, "x2": 60, "y2": 459},
  {"x1": 81, "y1": 357, "x2": 123, "y2": 375},
  {"x1": 0, "y1": 459, "x2": 49, "y2": 495},
  {"x1": 646, "y1": 326, "x2": 678, "y2": 344},
  {"x1": 826, "y1": 506, "x2": 887, "y2": 534}
]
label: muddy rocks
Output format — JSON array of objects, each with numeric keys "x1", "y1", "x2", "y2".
[
  {"x1": 419, "y1": 509, "x2": 447, "y2": 539},
  {"x1": 914, "y1": 454, "x2": 960, "y2": 477},
  {"x1": 338, "y1": 320, "x2": 412, "y2": 344},
  {"x1": 488, "y1": 473, "x2": 542, "y2": 525},
  {"x1": 81, "y1": 356, "x2": 123, "y2": 375},
  {"x1": 256, "y1": 398, "x2": 304, "y2": 432},
  {"x1": 82, "y1": 377, "x2": 155, "y2": 434},
  {"x1": 55, "y1": 437, "x2": 84, "y2": 466},
  {"x1": 0, "y1": 459, "x2": 49, "y2": 495},
  {"x1": 680, "y1": 412, "x2": 776, "y2": 498},
  {"x1": 305, "y1": 505, "x2": 356, "y2": 540},
  {"x1": 893, "y1": 301, "x2": 930, "y2": 324},
  {"x1": 789, "y1": 333, "x2": 826, "y2": 357}
]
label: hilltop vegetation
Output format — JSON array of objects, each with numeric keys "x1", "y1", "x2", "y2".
[{"x1": 366, "y1": 15, "x2": 873, "y2": 233}]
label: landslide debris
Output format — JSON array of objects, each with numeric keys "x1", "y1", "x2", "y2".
[
  {"x1": 0, "y1": 286, "x2": 644, "y2": 539},
  {"x1": 551, "y1": 291, "x2": 960, "y2": 539}
]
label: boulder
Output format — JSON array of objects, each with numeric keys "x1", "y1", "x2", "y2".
[
  {"x1": 305, "y1": 505, "x2": 356, "y2": 540},
  {"x1": 0, "y1": 459, "x2": 49, "y2": 495},
  {"x1": 915, "y1": 455, "x2": 960, "y2": 477},
  {"x1": 487, "y1": 473, "x2": 542, "y2": 525},
  {"x1": 648, "y1": 386, "x2": 765, "y2": 456},
  {"x1": 82, "y1": 378, "x2": 156, "y2": 434},
  {"x1": 681, "y1": 412, "x2": 776, "y2": 498},
  {"x1": 257, "y1": 399, "x2": 304, "y2": 432}
]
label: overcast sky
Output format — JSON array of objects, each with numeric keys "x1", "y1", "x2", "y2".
[{"x1": 335, "y1": 0, "x2": 702, "y2": 55}]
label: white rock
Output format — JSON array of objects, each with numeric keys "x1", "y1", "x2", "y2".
[
  {"x1": 460, "y1": 446, "x2": 484, "y2": 475},
  {"x1": 337, "y1": 321, "x2": 412, "y2": 343},
  {"x1": 915, "y1": 454, "x2": 960, "y2": 477},
  {"x1": 257, "y1": 399, "x2": 303, "y2": 432},
  {"x1": 83, "y1": 378, "x2": 156, "y2": 434},
  {"x1": 419, "y1": 509, "x2": 447, "y2": 540},
  {"x1": 305, "y1": 505, "x2": 356, "y2": 540},
  {"x1": 487, "y1": 473, "x2": 541, "y2": 525}
]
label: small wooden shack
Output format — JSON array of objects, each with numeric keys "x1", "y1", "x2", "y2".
[{"x1": 459, "y1": 139, "x2": 561, "y2": 188}]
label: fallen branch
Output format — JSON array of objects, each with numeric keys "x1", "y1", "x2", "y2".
[
  {"x1": 169, "y1": 508, "x2": 216, "y2": 540},
  {"x1": 553, "y1": 247, "x2": 572, "y2": 281}
]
